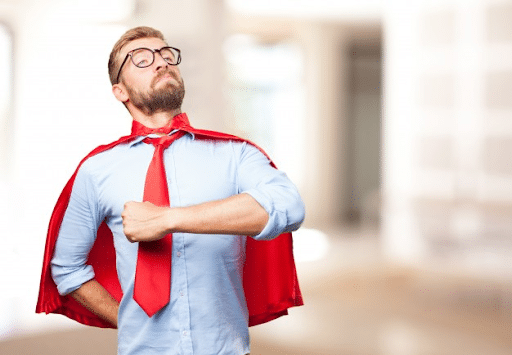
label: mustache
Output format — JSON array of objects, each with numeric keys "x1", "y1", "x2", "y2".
[{"x1": 154, "y1": 69, "x2": 180, "y2": 83}]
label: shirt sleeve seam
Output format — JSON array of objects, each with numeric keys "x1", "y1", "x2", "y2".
[{"x1": 80, "y1": 160, "x2": 102, "y2": 226}]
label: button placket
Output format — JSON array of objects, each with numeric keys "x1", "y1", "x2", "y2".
[{"x1": 165, "y1": 140, "x2": 193, "y2": 354}]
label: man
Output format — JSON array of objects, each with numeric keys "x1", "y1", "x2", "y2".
[{"x1": 36, "y1": 26, "x2": 304, "y2": 355}]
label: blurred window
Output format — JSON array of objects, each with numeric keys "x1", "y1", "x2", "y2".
[{"x1": 224, "y1": 35, "x2": 304, "y2": 158}]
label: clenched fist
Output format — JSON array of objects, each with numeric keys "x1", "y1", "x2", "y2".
[{"x1": 121, "y1": 201, "x2": 173, "y2": 243}]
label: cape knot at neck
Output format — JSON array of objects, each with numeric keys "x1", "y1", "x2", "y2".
[{"x1": 131, "y1": 113, "x2": 190, "y2": 136}]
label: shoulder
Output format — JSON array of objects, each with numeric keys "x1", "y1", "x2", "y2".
[
  {"x1": 190, "y1": 128, "x2": 272, "y2": 160},
  {"x1": 76, "y1": 137, "x2": 135, "y2": 177},
  {"x1": 188, "y1": 134, "x2": 268, "y2": 161}
]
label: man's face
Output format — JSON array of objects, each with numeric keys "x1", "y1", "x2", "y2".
[{"x1": 117, "y1": 37, "x2": 185, "y2": 115}]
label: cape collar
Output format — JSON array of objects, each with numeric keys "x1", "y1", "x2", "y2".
[{"x1": 130, "y1": 113, "x2": 191, "y2": 136}]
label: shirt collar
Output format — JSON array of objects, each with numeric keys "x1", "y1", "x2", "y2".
[
  {"x1": 128, "y1": 113, "x2": 195, "y2": 147},
  {"x1": 128, "y1": 130, "x2": 195, "y2": 148}
]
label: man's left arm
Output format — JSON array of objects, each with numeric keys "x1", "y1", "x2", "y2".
[
  {"x1": 122, "y1": 142, "x2": 305, "y2": 242},
  {"x1": 122, "y1": 193, "x2": 268, "y2": 242}
]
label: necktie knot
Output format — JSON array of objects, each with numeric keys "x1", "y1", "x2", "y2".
[{"x1": 144, "y1": 135, "x2": 178, "y2": 150}]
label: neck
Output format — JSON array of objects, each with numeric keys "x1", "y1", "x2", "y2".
[{"x1": 130, "y1": 108, "x2": 182, "y2": 129}]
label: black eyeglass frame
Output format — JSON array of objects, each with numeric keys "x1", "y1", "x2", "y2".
[{"x1": 115, "y1": 46, "x2": 181, "y2": 84}]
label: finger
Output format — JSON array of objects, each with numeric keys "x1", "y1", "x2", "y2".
[{"x1": 124, "y1": 201, "x2": 136, "y2": 209}]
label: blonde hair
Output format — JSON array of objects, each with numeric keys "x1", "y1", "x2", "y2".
[{"x1": 108, "y1": 26, "x2": 166, "y2": 85}]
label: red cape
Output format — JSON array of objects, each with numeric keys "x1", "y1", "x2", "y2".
[{"x1": 36, "y1": 113, "x2": 303, "y2": 328}]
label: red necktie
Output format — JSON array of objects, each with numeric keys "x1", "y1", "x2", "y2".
[{"x1": 133, "y1": 132, "x2": 185, "y2": 317}]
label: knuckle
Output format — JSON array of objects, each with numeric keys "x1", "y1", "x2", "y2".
[{"x1": 124, "y1": 230, "x2": 136, "y2": 243}]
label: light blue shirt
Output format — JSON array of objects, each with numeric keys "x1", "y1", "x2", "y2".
[{"x1": 51, "y1": 131, "x2": 305, "y2": 355}]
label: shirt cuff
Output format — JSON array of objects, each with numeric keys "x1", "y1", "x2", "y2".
[
  {"x1": 52, "y1": 265, "x2": 95, "y2": 296},
  {"x1": 243, "y1": 190, "x2": 287, "y2": 241}
]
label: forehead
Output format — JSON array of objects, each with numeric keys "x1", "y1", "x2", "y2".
[{"x1": 121, "y1": 37, "x2": 168, "y2": 58}]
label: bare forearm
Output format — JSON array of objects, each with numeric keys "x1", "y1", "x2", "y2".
[
  {"x1": 70, "y1": 279, "x2": 119, "y2": 327},
  {"x1": 168, "y1": 193, "x2": 268, "y2": 236},
  {"x1": 122, "y1": 193, "x2": 269, "y2": 242}
]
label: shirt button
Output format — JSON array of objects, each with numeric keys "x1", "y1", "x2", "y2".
[
  {"x1": 176, "y1": 251, "x2": 181, "y2": 257},
  {"x1": 180, "y1": 291, "x2": 184, "y2": 297},
  {"x1": 182, "y1": 331, "x2": 187, "y2": 336}
]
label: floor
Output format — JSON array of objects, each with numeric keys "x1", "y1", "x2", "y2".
[{"x1": 1, "y1": 227, "x2": 511, "y2": 355}]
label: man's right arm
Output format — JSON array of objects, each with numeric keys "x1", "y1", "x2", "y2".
[
  {"x1": 70, "y1": 279, "x2": 119, "y2": 327},
  {"x1": 51, "y1": 164, "x2": 118, "y2": 327}
]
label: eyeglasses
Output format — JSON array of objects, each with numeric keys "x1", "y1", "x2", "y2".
[{"x1": 115, "y1": 46, "x2": 181, "y2": 84}]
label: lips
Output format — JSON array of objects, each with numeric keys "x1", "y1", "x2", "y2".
[
  {"x1": 160, "y1": 73, "x2": 173, "y2": 79},
  {"x1": 153, "y1": 72, "x2": 177, "y2": 86},
  {"x1": 156, "y1": 70, "x2": 176, "y2": 80}
]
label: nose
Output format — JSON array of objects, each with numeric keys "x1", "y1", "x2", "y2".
[{"x1": 153, "y1": 52, "x2": 169, "y2": 71}]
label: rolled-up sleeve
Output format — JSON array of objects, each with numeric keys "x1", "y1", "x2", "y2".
[
  {"x1": 51, "y1": 163, "x2": 101, "y2": 295},
  {"x1": 236, "y1": 143, "x2": 305, "y2": 240}
]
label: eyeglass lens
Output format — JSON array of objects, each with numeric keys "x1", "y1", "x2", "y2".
[{"x1": 132, "y1": 48, "x2": 179, "y2": 68}]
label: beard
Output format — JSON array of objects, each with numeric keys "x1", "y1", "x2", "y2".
[{"x1": 125, "y1": 71, "x2": 186, "y2": 115}]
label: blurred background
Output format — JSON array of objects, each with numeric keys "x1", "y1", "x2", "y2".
[{"x1": 1, "y1": 0, "x2": 512, "y2": 354}]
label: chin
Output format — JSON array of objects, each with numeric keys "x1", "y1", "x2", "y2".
[{"x1": 155, "y1": 77, "x2": 179, "y2": 88}]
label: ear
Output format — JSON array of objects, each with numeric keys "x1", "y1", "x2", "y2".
[{"x1": 112, "y1": 83, "x2": 129, "y2": 103}]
